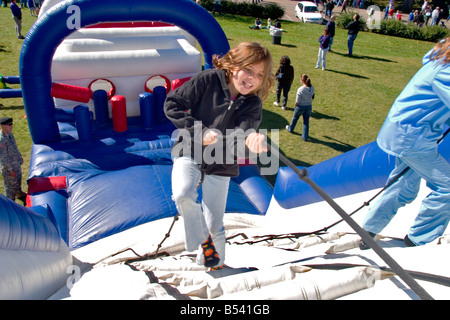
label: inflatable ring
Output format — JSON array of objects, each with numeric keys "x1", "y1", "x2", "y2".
[
  {"x1": 88, "y1": 78, "x2": 116, "y2": 100},
  {"x1": 144, "y1": 75, "x2": 171, "y2": 94}
]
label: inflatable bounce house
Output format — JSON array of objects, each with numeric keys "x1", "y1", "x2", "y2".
[{"x1": 1, "y1": 0, "x2": 449, "y2": 300}]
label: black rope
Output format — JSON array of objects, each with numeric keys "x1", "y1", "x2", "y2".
[
  {"x1": 154, "y1": 214, "x2": 179, "y2": 258},
  {"x1": 268, "y1": 142, "x2": 434, "y2": 300}
]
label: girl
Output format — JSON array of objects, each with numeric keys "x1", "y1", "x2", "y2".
[
  {"x1": 316, "y1": 28, "x2": 330, "y2": 71},
  {"x1": 164, "y1": 42, "x2": 274, "y2": 270},
  {"x1": 286, "y1": 74, "x2": 315, "y2": 141},
  {"x1": 274, "y1": 55, "x2": 294, "y2": 110}
]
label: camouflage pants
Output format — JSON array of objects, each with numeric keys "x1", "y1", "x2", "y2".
[{"x1": 1, "y1": 167, "x2": 23, "y2": 200}]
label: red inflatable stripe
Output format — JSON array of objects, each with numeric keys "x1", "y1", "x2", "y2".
[
  {"x1": 171, "y1": 77, "x2": 191, "y2": 91},
  {"x1": 51, "y1": 82, "x2": 92, "y2": 103},
  {"x1": 28, "y1": 176, "x2": 67, "y2": 194}
]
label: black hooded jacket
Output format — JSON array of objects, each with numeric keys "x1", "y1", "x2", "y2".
[{"x1": 164, "y1": 68, "x2": 262, "y2": 177}]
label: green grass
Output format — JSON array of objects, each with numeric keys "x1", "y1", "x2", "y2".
[
  {"x1": 0, "y1": 7, "x2": 438, "y2": 199},
  {"x1": 215, "y1": 14, "x2": 434, "y2": 175},
  {"x1": 0, "y1": 6, "x2": 36, "y2": 201}
]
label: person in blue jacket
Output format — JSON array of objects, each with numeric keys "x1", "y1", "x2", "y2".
[
  {"x1": 360, "y1": 37, "x2": 450, "y2": 248},
  {"x1": 10, "y1": 0, "x2": 24, "y2": 39}
]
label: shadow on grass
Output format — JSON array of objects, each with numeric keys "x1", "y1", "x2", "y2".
[
  {"x1": 284, "y1": 132, "x2": 355, "y2": 155},
  {"x1": 311, "y1": 110, "x2": 340, "y2": 121},
  {"x1": 326, "y1": 68, "x2": 369, "y2": 79},
  {"x1": 0, "y1": 104, "x2": 25, "y2": 111},
  {"x1": 313, "y1": 135, "x2": 355, "y2": 153},
  {"x1": 273, "y1": 43, "x2": 297, "y2": 48},
  {"x1": 332, "y1": 50, "x2": 395, "y2": 63},
  {"x1": 0, "y1": 46, "x2": 8, "y2": 53}
]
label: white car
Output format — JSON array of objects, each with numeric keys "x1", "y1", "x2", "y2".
[{"x1": 295, "y1": 1, "x2": 323, "y2": 24}]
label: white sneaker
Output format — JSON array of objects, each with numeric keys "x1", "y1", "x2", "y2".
[
  {"x1": 282, "y1": 106, "x2": 286, "y2": 110},
  {"x1": 273, "y1": 102, "x2": 279, "y2": 106}
]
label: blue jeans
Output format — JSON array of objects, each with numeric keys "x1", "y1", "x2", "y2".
[
  {"x1": 347, "y1": 34, "x2": 358, "y2": 56},
  {"x1": 328, "y1": 36, "x2": 334, "y2": 50},
  {"x1": 363, "y1": 152, "x2": 450, "y2": 245},
  {"x1": 287, "y1": 105, "x2": 312, "y2": 141},
  {"x1": 276, "y1": 82, "x2": 291, "y2": 108},
  {"x1": 171, "y1": 156, "x2": 230, "y2": 266},
  {"x1": 316, "y1": 47, "x2": 328, "y2": 70}
]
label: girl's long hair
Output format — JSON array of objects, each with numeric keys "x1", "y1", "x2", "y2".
[
  {"x1": 212, "y1": 42, "x2": 274, "y2": 101},
  {"x1": 301, "y1": 74, "x2": 311, "y2": 87},
  {"x1": 430, "y1": 37, "x2": 449, "y2": 64}
]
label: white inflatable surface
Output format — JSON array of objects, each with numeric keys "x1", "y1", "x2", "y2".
[
  {"x1": 47, "y1": 180, "x2": 449, "y2": 300},
  {"x1": 51, "y1": 26, "x2": 201, "y2": 117}
]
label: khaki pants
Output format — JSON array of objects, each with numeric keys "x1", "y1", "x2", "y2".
[{"x1": 13, "y1": 16, "x2": 22, "y2": 37}]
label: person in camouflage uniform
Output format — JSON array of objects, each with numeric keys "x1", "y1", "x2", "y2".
[{"x1": 0, "y1": 117, "x2": 26, "y2": 204}]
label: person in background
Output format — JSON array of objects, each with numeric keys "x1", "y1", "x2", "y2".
[
  {"x1": 360, "y1": 37, "x2": 450, "y2": 249},
  {"x1": 430, "y1": 6, "x2": 440, "y2": 26},
  {"x1": 0, "y1": 117, "x2": 27, "y2": 204},
  {"x1": 249, "y1": 17, "x2": 263, "y2": 29},
  {"x1": 286, "y1": 74, "x2": 315, "y2": 141},
  {"x1": 212, "y1": 0, "x2": 221, "y2": 15},
  {"x1": 262, "y1": 18, "x2": 271, "y2": 29},
  {"x1": 326, "y1": 15, "x2": 336, "y2": 51},
  {"x1": 325, "y1": 0, "x2": 334, "y2": 18},
  {"x1": 340, "y1": 0, "x2": 348, "y2": 13},
  {"x1": 315, "y1": 27, "x2": 330, "y2": 71},
  {"x1": 346, "y1": 13, "x2": 361, "y2": 56},
  {"x1": 164, "y1": 42, "x2": 274, "y2": 270},
  {"x1": 408, "y1": 10, "x2": 415, "y2": 22},
  {"x1": 10, "y1": 0, "x2": 25, "y2": 39},
  {"x1": 424, "y1": 6, "x2": 432, "y2": 25},
  {"x1": 274, "y1": 55, "x2": 294, "y2": 110},
  {"x1": 27, "y1": 0, "x2": 37, "y2": 16},
  {"x1": 273, "y1": 18, "x2": 281, "y2": 28}
]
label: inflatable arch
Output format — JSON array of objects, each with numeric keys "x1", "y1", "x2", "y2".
[{"x1": 19, "y1": 0, "x2": 230, "y2": 144}]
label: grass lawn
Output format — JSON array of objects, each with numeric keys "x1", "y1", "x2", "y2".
[
  {"x1": 216, "y1": 14, "x2": 436, "y2": 182},
  {"x1": 0, "y1": 6, "x2": 439, "y2": 198}
]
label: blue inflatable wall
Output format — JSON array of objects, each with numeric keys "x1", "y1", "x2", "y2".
[
  {"x1": 27, "y1": 132, "x2": 272, "y2": 249},
  {"x1": 20, "y1": 0, "x2": 230, "y2": 144},
  {"x1": 0, "y1": 194, "x2": 72, "y2": 299},
  {"x1": 273, "y1": 136, "x2": 450, "y2": 209}
]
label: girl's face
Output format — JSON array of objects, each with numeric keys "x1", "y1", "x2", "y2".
[{"x1": 230, "y1": 62, "x2": 265, "y2": 96}]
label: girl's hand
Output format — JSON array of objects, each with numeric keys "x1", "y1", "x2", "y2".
[
  {"x1": 203, "y1": 130, "x2": 219, "y2": 146},
  {"x1": 246, "y1": 132, "x2": 268, "y2": 154}
]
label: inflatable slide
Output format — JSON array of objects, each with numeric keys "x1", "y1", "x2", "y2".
[{"x1": 1, "y1": 0, "x2": 449, "y2": 301}]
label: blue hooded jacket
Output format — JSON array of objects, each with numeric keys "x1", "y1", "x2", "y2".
[{"x1": 377, "y1": 45, "x2": 450, "y2": 157}]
